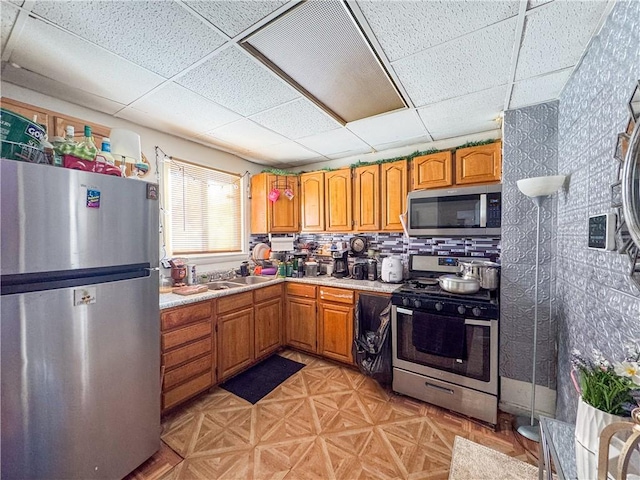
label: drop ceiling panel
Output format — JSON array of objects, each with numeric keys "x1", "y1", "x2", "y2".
[
  {"x1": 527, "y1": 0, "x2": 553, "y2": 10},
  {"x1": 2, "y1": 62, "x2": 126, "y2": 115},
  {"x1": 358, "y1": 0, "x2": 519, "y2": 62},
  {"x1": 392, "y1": 17, "x2": 517, "y2": 107},
  {"x1": 1, "y1": 3, "x2": 18, "y2": 53},
  {"x1": 243, "y1": 0, "x2": 405, "y2": 123},
  {"x1": 347, "y1": 109, "x2": 430, "y2": 148},
  {"x1": 128, "y1": 82, "x2": 241, "y2": 133},
  {"x1": 7, "y1": 18, "x2": 164, "y2": 105},
  {"x1": 250, "y1": 98, "x2": 340, "y2": 139},
  {"x1": 177, "y1": 46, "x2": 299, "y2": 116},
  {"x1": 185, "y1": 1, "x2": 288, "y2": 37},
  {"x1": 207, "y1": 119, "x2": 289, "y2": 151},
  {"x1": 510, "y1": 68, "x2": 573, "y2": 109},
  {"x1": 31, "y1": 0, "x2": 226, "y2": 77},
  {"x1": 296, "y1": 128, "x2": 370, "y2": 157},
  {"x1": 116, "y1": 107, "x2": 196, "y2": 139},
  {"x1": 417, "y1": 85, "x2": 506, "y2": 141},
  {"x1": 515, "y1": 1, "x2": 609, "y2": 81},
  {"x1": 255, "y1": 141, "x2": 324, "y2": 163}
]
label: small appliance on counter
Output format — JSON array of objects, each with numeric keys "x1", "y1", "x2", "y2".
[
  {"x1": 331, "y1": 247, "x2": 349, "y2": 278},
  {"x1": 381, "y1": 256, "x2": 403, "y2": 283},
  {"x1": 353, "y1": 262, "x2": 367, "y2": 280},
  {"x1": 366, "y1": 258, "x2": 378, "y2": 281},
  {"x1": 169, "y1": 258, "x2": 187, "y2": 286}
]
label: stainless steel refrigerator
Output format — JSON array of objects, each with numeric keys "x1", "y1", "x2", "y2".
[{"x1": 1, "y1": 159, "x2": 160, "y2": 479}]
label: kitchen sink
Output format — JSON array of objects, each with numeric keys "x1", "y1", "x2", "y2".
[
  {"x1": 228, "y1": 276, "x2": 274, "y2": 285},
  {"x1": 206, "y1": 281, "x2": 244, "y2": 290}
]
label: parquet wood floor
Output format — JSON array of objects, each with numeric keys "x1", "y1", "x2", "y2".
[{"x1": 135, "y1": 350, "x2": 539, "y2": 480}]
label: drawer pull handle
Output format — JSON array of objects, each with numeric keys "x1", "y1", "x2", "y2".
[{"x1": 425, "y1": 382, "x2": 454, "y2": 395}]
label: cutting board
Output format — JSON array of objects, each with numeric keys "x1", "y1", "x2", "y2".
[{"x1": 172, "y1": 285, "x2": 208, "y2": 296}]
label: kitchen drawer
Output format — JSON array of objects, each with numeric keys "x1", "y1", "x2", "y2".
[
  {"x1": 217, "y1": 291, "x2": 253, "y2": 314},
  {"x1": 163, "y1": 354, "x2": 212, "y2": 390},
  {"x1": 254, "y1": 284, "x2": 282, "y2": 303},
  {"x1": 162, "y1": 371, "x2": 212, "y2": 411},
  {"x1": 161, "y1": 301, "x2": 212, "y2": 331},
  {"x1": 286, "y1": 283, "x2": 316, "y2": 298},
  {"x1": 319, "y1": 287, "x2": 354, "y2": 305},
  {"x1": 162, "y1": 337, "x2": 212, "y2": 370},
  {"x1": 162, "y1": 320, "x2": 211, "y2": 350}
]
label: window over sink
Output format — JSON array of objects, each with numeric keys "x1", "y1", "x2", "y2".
[{"x1": 166, "y1": 158, "x2": 244, "y2": 255}]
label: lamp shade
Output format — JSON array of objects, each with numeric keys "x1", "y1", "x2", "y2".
[
  {"x1": 517, "y1": 175, "x2": 566, "y2": 198},
  {"x1": 110, "y1": 128, "x2": 141, "y2": 164}
]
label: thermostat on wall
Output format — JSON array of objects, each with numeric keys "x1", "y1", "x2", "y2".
[{"x1": 588, "y1": 213, "x2": 616, "y2": 251}]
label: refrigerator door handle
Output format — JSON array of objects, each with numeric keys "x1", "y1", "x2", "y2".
[{"x1": 145, "y1": 267, "x2": 160, "y2": 272}]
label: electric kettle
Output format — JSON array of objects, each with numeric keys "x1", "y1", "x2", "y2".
[{"x1": 381, "y1": 256, "x2": 403, "y2": 283}]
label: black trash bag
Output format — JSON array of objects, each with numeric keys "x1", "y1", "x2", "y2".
[{"x1": 352, "y1": 294, "x2": 392, "y2": 385}]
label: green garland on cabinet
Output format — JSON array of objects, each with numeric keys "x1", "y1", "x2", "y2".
[{"x1": 260, "y1": 168, "x2": 299, "y2": 176}]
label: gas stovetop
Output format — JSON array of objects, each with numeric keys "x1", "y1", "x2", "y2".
[{"x1": 396, "y1": 277, "x2": 496, "y2": 303}]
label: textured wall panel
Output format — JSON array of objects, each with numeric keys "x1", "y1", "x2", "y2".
[
  {"x1": 555, "y1": 0, "x2": 640, "y2": 423},
  {"x1": 501, "y1": 102, "x2": 559, "y2": 389}
]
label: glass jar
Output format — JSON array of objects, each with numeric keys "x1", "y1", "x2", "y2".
[{"x1": 159, "y1": 274, "x2": 172, "y2": 294}]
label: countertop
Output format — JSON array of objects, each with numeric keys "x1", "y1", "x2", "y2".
[{"x1": 159, "y1": 275, "x2": 400, "y2": 310}]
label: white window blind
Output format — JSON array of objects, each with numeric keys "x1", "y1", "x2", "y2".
[{"x1": 168, "y1": 159, "x2": 243, "y2": 255}]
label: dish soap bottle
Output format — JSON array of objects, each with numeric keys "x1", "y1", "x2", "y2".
[
  {"x1": 95, "y1": 137, "x2": 115, "y2": 165},
  {"x1": 74, "y1": 125, "x2": 98, "y2": 161}
]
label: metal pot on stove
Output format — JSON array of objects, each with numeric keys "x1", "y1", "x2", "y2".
[{"x1": 458, "y1": 260, "x2": 500, "y2": 290}]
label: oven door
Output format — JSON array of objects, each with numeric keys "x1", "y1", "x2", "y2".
[{"x1": 392, "y1": 306, "x2": 498, "y2": 395}]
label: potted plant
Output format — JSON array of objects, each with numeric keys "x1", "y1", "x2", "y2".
[{"x1": 571, "y1": 343, "x2": 640, "y2": 454}]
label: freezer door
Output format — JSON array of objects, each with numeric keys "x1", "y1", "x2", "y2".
[
  {"x1": 1, "y1": 159, "x2": 159, "y2": 275},
  {"x1": 1, "y1": 275, "x2": 160, "y2": 480}
]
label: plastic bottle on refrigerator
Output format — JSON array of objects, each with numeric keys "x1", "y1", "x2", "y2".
[
  {"x1": 75, "y1": 125, "x2": 98, "y2": 161},
  {"x1": 95, "y1": 137, "x2": 116, "y2": 165}
]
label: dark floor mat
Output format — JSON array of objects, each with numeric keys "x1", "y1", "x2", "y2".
[{"x1": 220, "y1": 354, "x2": 305, "y2": 404}]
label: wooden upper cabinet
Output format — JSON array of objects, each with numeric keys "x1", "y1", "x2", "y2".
[
  {"x1": 412, "y1": 151, "x2": 453, "y2": 190},
  {"x1": 251, "y1": 173, "x2": 300, "y2": 234},
  {"x1": 300, "y1": 171, "x2": 325, "y2": 232},
  {"x1": 325, "y1": 168, "x2": 352, "y2": 232},
  {"x1": 353, "y1": 164, "x2": 379, "y2": 232},
  {"x1": 454, "y1": 141, "x2": 502, "y2": 185},
  {"x1": 381, "y1": 160, "x2": 408, "y2": 231},
  {"x1": 1, "y1": 98, "x2": 50, "y2": 134}
]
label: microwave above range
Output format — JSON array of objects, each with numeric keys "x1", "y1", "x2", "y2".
[{"x1": 407, "y1": 184, "x2": 501, "y2": 237}]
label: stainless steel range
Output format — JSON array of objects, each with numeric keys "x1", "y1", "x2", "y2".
[{"x1": 391, "y1": 255, "x2": 499, "y2": 426}]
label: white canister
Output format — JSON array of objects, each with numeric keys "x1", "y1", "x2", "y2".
[{"x1": 186, "y1": 264, "x2": 197, "y2": 285}]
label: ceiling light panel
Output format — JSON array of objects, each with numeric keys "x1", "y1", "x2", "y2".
[
  {"x1": 30, "y1": 1, "x2": 226, "y2": 78},
  {"x1": 510, "y1": 68, "x2": 573, "y2": 109},
  {"x1": 7, "y1": 17, "x2": 164, "y2": 105},
  {"x1": 358, "y1": 0, "x2": 519, "y2": 62},
  {"x1": 417, "y1": 85, "x2": 506, "y2": 141},
  {"x1": 185, "y1": 1, "x2": 288, "y2": 37},
  {"x1": 250, "y1": 98, "x2": 341, "y2": 139},
  {"x1": 515, "y1": 0, "x2": 609, "y2": 81},
  {"x1": 392, "y1": 17, "x2": 517, "y2": 107},
  {"x1": 177, "y1": 46, "x2": 299, "y2": 116},
  {"x1": 242, "y1": 0, "x2": 406, "y2": 124}
]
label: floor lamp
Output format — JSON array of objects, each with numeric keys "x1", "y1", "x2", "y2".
[{"x1": 515, "y1": 174, "x2": 566, "y2": 442}]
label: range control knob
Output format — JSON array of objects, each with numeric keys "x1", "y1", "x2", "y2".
[
  {"x1": 457, "y1": 305, "x2": 466, "y2": 315},
  {"x1": 472, "y1": 307, "x2": 482, "y2": 317},
  {"x1": 435, "y1": 302, "x2": 444, "y2": 311},
  {"x1": 413, "y1": 299, "x2": 422, "y2": 309},
  {"x1": 402, "y1": 297, "x2": 410, "y2": 307}
]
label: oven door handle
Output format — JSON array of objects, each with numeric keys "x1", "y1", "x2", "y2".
[
  {"x1": 464, "y1": 319, "x2": 493, "y2": 327},
  {"x1": 396, "y1": 307, "x2": 413, "y2": 315}
]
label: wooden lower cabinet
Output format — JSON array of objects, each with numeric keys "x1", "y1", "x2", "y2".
[
  {"x1": 217, "y1": 306, "x2": 255, "y2": 381},
  {"x1": 318, "y1": 287, "x2": 355, "y2": 364},
  {"x1": 285, "y1": 282, "x2": 317, "y2": 353},
  {"x1": 255, "y1": 284, "x2": 283, "y2": 360},
  {"x1": 160, "y1": 300, "x2": 215, "y2": 413}
]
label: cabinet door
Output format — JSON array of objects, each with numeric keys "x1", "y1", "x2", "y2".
[
  {"x1": 381, "y1": 160, "x2": 408, "y2": 231},
  {"x1": 268, "y1": 174, "x2": 300, "y2": 232},
  {"x1": 454, "y1": 142, "x2": 502, "y2": 185},
  {"x1": 217, "y1": 307, "x2": 254, "y2": 380},
  {"x1": 285, "y1": 297, "x2": 317, "y2": 353},
  {"x1": 353, "y1": 164, "x2": 379, "y2": 232},
  {"x1": 325, "y1": 168, "x2": 353, "y2": 232},
  {"x1": 300, "y1": 171, "x2": 325, "y2": 232},
  {"x1": 255, "y1": 297, "x2": 282, "y2": 359},
  {"x1": 318, "y1": 302, "x2": 353, "y2": 364},
  {"x1": 412, "y1": 152, "x2": 453, "y2": 190}
]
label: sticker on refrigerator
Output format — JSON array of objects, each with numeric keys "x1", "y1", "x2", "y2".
[
  {"x1": 74, "y1": 287, "x2": 96, "y2": 305},
  {"x1": 87, "y1": 189, "x2": 100, "y2": 208}
]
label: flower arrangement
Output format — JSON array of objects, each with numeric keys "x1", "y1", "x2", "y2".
[{"x1": 571, "y1": 341, "x2": 640, "y2": 416}]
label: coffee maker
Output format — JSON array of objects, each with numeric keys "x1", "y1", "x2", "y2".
[{"x1": 331, "y1": 249, "x2": 349, "y2": 278}]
